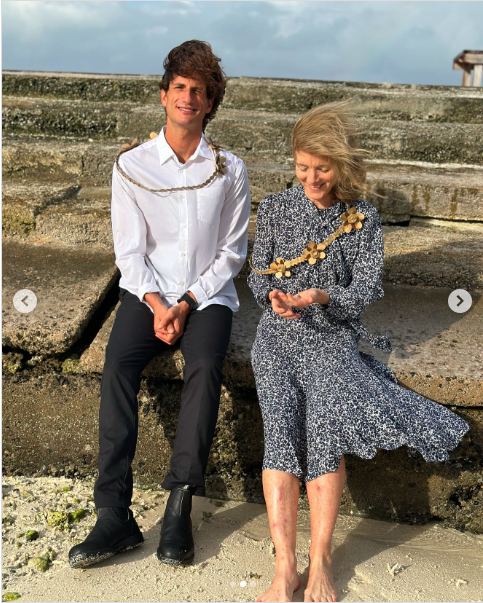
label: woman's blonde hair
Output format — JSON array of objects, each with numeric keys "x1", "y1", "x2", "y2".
[{"x1": 291, "y1": 102, "x2": 369, "y2": 204}]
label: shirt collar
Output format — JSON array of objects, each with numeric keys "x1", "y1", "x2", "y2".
[{"x1": 156, "y1": 126, "x2": 215, "y2": 166}]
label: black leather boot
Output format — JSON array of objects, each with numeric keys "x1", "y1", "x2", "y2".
[
  {"x1": 68, "y1": 507, "x2": 143, "y2": 568},
  {"x1": 156, "y1": 486, "x2": 195, "y2": 565}
]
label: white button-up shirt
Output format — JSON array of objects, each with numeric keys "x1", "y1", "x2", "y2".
[{"x1": 111, "y1": 127, "x2": 251, "y2": 313}]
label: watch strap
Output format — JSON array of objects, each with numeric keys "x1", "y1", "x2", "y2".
[{"x1": 177, "y1": 292, "x2": 198, "y2": 311}]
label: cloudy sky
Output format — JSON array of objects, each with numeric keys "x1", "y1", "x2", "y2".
[{"x1": 2, "y1": 1, "x2": 482, "y2": 85}]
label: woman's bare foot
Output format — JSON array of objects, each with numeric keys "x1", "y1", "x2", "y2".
[
  {"x1": 304, "y1": 554, "x2": 337, "y2": 602},
  {"x1": 257, "y1": 563, "x2": 301, "y2": 602}
]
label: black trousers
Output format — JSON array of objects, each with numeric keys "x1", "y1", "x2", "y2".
[{"x1": 94, "y1": 287, "x2": 233, "y2": 508}]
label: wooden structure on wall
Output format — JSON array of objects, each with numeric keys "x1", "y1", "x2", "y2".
[{"x1": 453, "y1": 50, "x2": 483, "y2": 86}]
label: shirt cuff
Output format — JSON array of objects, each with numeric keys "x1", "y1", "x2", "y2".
[
  {"x1": 187, "y1": 283, "x2": 208, "y2": 307},
  {"x1": 138, "y1": 283, "x2": 161, "y2": 305}
]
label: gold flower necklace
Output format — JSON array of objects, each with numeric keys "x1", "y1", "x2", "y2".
[{"x1": 249, "y1": 205, "x2": 365, "y2": 279}]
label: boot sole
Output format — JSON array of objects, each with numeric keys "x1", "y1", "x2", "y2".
[
  {"x1": 69, "y1": 533, "x2": 144, "y2": 569},
  {"x1": 156, "y1": 552, "x2": 194, "y2": 567}
]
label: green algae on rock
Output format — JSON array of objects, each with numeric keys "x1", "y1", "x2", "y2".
[
  {"x1": 61, "y1": 356, "x2": 83, "y2": 374},
  {"x1": 46, "y1": 508, "x2": 87, "y2": 530},
  {"x1": 69, "y1": 509, "x2": 86, "y2": 523},
  {"x1": 25, "y1": 530, "x2": 39, "y2": 541},
  {"x1": 2, "y1": 353, "x2": 24, "y2": 375},
  {"x1": 27, "y1": 556, "x2": 49, "y2": 572},
  {"x1": 2, "y1": 593, "x2": 21, "y2": 602}
]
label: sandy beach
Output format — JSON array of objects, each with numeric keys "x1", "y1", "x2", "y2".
[{"x1": 2, "y1": 476, "x2": 482, "y2": 603}]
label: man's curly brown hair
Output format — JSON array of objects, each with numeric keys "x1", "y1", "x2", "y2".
[{"x1": 159, "y1": 40, "x2": 226, "y2": 131}]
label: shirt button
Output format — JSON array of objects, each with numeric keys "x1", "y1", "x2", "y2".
[
  {"x1": 181, "y1": 252, "x2": 186, "y2": 257},
  {"x1": 181, "y1": 223, "x2": 186, "y2": 228},
  {"x1": 179, "y1": 282, "x2": 185, "y2": 287}
]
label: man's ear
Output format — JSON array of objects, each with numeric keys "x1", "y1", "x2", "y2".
[
  {"x1": 206, "y1": 98, "x2": 213, "y2": 115},
  {"x1": 160, "y1": 88, "x2": 167, "y2": 108}
]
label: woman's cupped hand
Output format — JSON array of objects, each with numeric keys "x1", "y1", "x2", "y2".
[{"x1": 269, "y1": 288, "x2": 329, "y2": 319}]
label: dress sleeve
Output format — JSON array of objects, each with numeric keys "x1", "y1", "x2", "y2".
[
  {"x1": 324, "y1": 206, "x2": 385, "y2": 321},
  {"x1": 248, "y1": 196, "x2": 274, "y2": 310}
]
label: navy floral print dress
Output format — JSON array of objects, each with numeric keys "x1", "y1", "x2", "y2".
[{"x1": 248, "y1": 186, "x2": 469, "y2": 481}]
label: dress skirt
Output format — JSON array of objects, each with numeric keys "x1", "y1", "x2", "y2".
[{"x1": 251, "y1": 312, "x2": 470, "y2": 481}]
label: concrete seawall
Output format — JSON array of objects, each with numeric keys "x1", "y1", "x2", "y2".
[{"x1": 2, "y1": 71, "x2": 483, "y2": 532}]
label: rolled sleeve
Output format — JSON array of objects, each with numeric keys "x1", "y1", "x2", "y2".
[
  {"x1": 324, "y1": 207, "x2": 385, "y2": 321},
  {"x1": 111, "y1": 160, "x2": 161, "y2": 303},
  {"x1": 189, "y1": 159, "x2": 251, "y2": 303}
]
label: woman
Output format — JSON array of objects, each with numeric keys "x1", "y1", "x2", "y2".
[{"x1": 248, "y1": 103, "x2": 469, "y2": 603}]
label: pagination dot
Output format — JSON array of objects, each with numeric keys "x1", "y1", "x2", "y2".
[{"x1": 240, "y1": 580, "x2": 247, "y2": 588}]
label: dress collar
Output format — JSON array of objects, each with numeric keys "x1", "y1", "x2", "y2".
[
  {"x1": 297, "y1": 186, "x2": 346, "y2": 222},
  {"x1": 155, "y1": 126, "x2": 215, "y2": 166}
]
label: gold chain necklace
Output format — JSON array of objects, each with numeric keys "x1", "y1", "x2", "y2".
[
  {"x1": 249, "y1": 206, "x2": 365, "y2": 279},
  {"x1": 115, "y1": 133, "x2": 227, "y2": 193}
]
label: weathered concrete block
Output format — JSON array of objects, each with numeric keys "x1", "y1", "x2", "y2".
[
  {"x1": 78, "y1": 281, "x2": 482, "y2": 409},
  {"x1": 34, "y1": 188, "x2": 113, "y2": 250},
  {"x1": 364, "y1": 162, "x2": 483, "y2": 223},
  {"x1": 2, "y1": 240, "x2": 118, "y2": 356},
  {"x1": 3, "y1": 72, "x2": 482, "y2": 124},
  {"x1": 207, "y1": 111, "x2": 483, "y2": 166},
  {"x1": 2, "y1": 183, "x2": 80, "y2": 237},
  {"x1": 222, "y1": 77, "x2": 483, "y2": 124},
  {"x1": 2, "y1": 371, "x2": 481, "y2": 531},
  {"x1": 4, "y1": 100, "x2": 482, "y2": 165},
  {"x1": 381, "y1": 224, "x2": 483, "y2": 290}
]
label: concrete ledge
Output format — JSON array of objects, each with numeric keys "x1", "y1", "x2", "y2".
[
  {"x1": 3, "y1": 100, "x2": 482, "y2": 165},
  {"x1": 3, "y1": 72, "x2": 482, "y2": 123},
  {"x1": 3, "y1": 136, "x2": 482, "y2": 223},
  {"x1": 2, "y1": 240, "x2": 118, "y2": 355},
  {"x1": 2, "y1": 370, "x2": 482, "y2": 531},
  {"x1": 78, "y1": 281, "x2": 482, "y2": 408},
  {"x1": 2, "y1": 183, "x2": 80, "y2": 237}
]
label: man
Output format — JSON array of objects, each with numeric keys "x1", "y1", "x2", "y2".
[{"x1": 69, "y1": 40, "x2": 251, "y2": 568}]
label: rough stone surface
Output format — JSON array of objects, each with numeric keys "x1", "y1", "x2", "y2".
[
  {"x1": 2, "y1": 135, "x2": 119, "y2": 186},
  {"x1": 4, "y1": 136, "x2": 481, "y2": 223},
  {"x1": 2, "y1": 371, "x2": 481, "y2": 531},
  {"x1": 360, "y1": 284, "x2": 483, "y2": 407},
  {"x1": 33, "y1": 187, "x2": 113, "y2": 250},
  {"x1": 2, "y1": 183, "x2": 80, "y2": 237},
  {"x1": 4, "y1": 100, "x2": 482, "y2": 165},
  {"x1": 3, "y1": 72, "x2": 483, "y2": 123},
  {"x1": 208, "y1": 110, "x2": 483, "y2": 166},
  {"x1": 363, "y1": 161, "x2": 483, "y2": 223},
  {"x1": 77, "y1": 281, "x2": 482, "y2": 408},
  {"x1": 381, "y1": 224, "x2": 483, "y2": 290},
  {"x1": 2, "y1": 240, "x2": 118, "y2": 356}
]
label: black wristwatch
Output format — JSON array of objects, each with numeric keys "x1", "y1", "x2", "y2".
[{"x1": 177, "y1": 292, "x2": 199, "y2": 311}]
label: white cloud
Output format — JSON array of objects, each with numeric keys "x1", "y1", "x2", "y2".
[{"x1": 2, "y1": 1, "x2": 482, "y2": 85}]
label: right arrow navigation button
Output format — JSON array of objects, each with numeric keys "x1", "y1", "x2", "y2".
[{"x1": 448, "y1": 289, "x2": 473, "y2": 314}]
